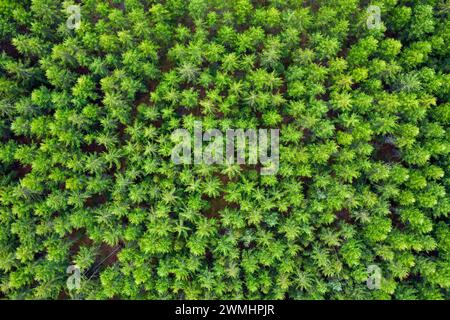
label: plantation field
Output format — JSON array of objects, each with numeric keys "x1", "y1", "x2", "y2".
[{"x1": 0, "y1": 0, "x2": 449, "y2": 299}]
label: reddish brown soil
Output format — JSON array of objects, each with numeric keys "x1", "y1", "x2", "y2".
[
  {"x1": 68, "y1": 228, "x2": 93, "y2": 256},
  {"x1": 12, "y1": 162, "x2": 32, "y2": 179},
  {"x1": 374, "y1": 142, "x2": 401, "y2": 163},
  {"x1": 81, "y1": 142, "x2": 107, "y2": 153},
  {"x1": 85, "y1": 193, "x2": 108, "y2": 208},
  {"x1": 335, "y1": 208, "x2": 352, "y2": 223}
]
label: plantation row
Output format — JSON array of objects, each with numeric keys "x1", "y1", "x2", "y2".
[{"x1": 0, "y1": 0, "x2": 449, "y2": 299}]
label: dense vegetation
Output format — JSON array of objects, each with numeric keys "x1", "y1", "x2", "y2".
[{"x1": 0, "y1": 0, "x2": 449, "y2": 300}]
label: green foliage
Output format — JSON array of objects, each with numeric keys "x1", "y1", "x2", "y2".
[{"x1": 0, "y1": 0, "x2": 448, "y2": 300}]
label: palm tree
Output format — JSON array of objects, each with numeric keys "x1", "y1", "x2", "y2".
[{"x1": 178, "y1": 62, "x2": 199, "y2": 83}]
